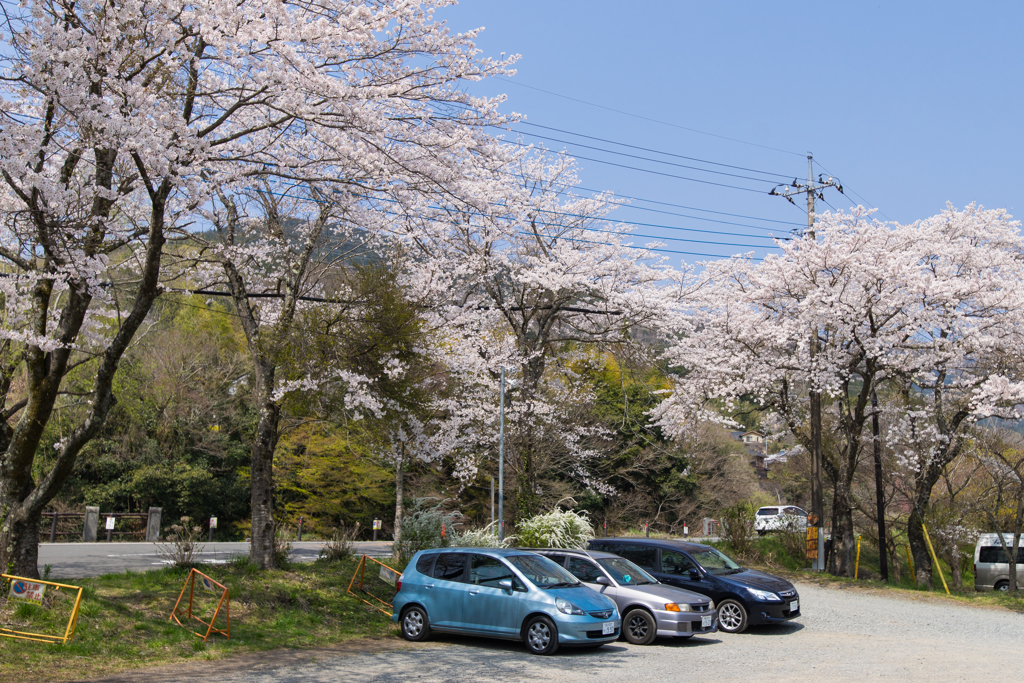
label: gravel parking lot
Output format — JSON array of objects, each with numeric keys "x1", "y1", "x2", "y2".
[{"x1": 93, "y1": 580, "x2": 1024, "y2": 683}]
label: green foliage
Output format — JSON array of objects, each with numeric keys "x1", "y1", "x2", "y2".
[
  {"x1": 513, "y1": 507, "x2": 595, "y2": 549},
  {"x1": 274, "y1": 425, "x2": 394, "y2": 537},
  {"x1": 718, "y1": 500, "x2": 757, "y2": 558},
  {"x1": 394, "y1": 498, "x2": 461, "y2": 567}
]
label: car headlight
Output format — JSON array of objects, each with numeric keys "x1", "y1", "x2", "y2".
[
  {"x1": 747, "y1": 588, "x2": 780, "y2": 602},
  {"x1": 555, "y1": 598, "x2": 586, "y2": 615},
  {"x1": 664, "y1": 603, "x2": 691, "y2": 612},
  {"x1": 708, "y1": 600, "x2": 715, "y2": 610}
]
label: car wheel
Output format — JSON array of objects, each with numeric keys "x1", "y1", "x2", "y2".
[
  {"x1": 400, "y1": 605, "x2": 431, "y2": 641},
  {"x1": 623, "y1": 608, "x2": 657, "y2": 645},
  {"x1": 523, "y1": 615, "x2": 560, "y2": 655},
  {"x1": 756, "y1": 530, "x2": 766, "y2": 536},
  {"x1": 995, "y1": 580, "x2": 1010, "y2": 592},
  {"x1": 717, "y1": 599, "x2": 749, "y2": 634}
]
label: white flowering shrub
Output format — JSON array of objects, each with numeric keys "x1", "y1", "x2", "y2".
[{"x1": 512, "y1": 508, "x2": 595, "y2": 549}]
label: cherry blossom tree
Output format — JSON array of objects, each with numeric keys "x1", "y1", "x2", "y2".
[
  {"x1": 654, "y1": 204, "x2": 1024, "y2": 578},
  {"x1": 0, "y1": 0, "x2": 514, "y2": 573},
  {"x1": 390, "y1": 148, "x2": 693, "y2": 519}
]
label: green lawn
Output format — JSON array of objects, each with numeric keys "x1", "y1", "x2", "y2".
[{"x1": 0, "y1": 557, "x2": 398, "y2": 682}]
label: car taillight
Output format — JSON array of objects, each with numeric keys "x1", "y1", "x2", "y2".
[{"x1": 396, "y1": 578, "x2": 402, "y2": 591}]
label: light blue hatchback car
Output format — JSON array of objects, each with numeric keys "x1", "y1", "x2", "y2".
[{"x1": 393, "y1": 547, "x2": 621, "y2": 655}]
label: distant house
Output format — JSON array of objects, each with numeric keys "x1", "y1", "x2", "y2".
[{"x1": 731, "y1": 430, "x2": 769, "y2": 479}]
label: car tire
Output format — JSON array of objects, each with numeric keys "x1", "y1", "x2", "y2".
[
  {"x1": 757, "y1": 530, "x2": 766, "y2": 536},
  {"x1": 400, "y1": 605, "x2": 431, "y2": 641},
  {"x1": 523, "y1": 615, "x2": 560, "y2": 655},
  {"x1": 623, "y1": 608, "x2": 657, "y2": 645},
  {"x1": 716, "y1": 599, "x2": 749, "y2": 634},
  {"x1": 995, "y1": 580, "x2": 1010, "y2": 592}
]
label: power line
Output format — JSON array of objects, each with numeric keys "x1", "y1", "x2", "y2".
[
  {"x1": 813, "y1": 159, "x2": 891, "y2": 221},
  {"x1": 555, "y1": 152, "x2": 773, "y2": 193},
  {"x1": 528, "y1": 233, "x2": 764, "y2": 261},
  {"x1": 495, "y1": 77, "x2": 805, "y2": 158},
  {"x1": 514, "y1": 122, "x2": 794, "y2": 180},
  {"x1": 509, "y1": 129, "x2": 789, "y2": 184}
]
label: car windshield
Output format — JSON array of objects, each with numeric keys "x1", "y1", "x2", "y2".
[
  {"x1": 597, "y1": 557, "x2": 657, "y2": 586},
  {"x1": 692, "y1": 548, "x2": 743, "y2": 575},
  {"x1": 506, "y1": 554, "x2": 581, "y2": 588}
]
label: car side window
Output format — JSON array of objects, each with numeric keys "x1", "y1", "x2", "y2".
[
  {"x1": 432, "y1": 553, "x2": 467, "y2": 582},
  {"x1": 589, "y1": 542, "x2": 610, "y2": 552},
  {"x1": 545, "y1": 554, "x2": 569, "y2": 567},
  {"x1": 615, "y1": 545, "x2": 657, "y2": 571},
  {"x1": 566, "y1": 557, "x2": 605, "y2": 583},
  {"x1": 415, "y1": 554, "x2": 436, "y2": 575},
  {"x1": 660, "y1": 550, "x2": 697, "y2": 576},
  {"x1": 468, "y1": 554, "x2": 518, "y2": 588}
]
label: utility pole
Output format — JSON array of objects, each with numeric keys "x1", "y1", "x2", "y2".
[
  {"x1": 771, "y1": 153, "x2": 843, "y2": 572},
  {"x1": 498, "y1": 366, "x2": 506, "y2": 542}
]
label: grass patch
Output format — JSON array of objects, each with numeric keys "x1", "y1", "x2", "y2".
[{"x1": 0, "y1": 558, "x2": 398, "y2": 682}]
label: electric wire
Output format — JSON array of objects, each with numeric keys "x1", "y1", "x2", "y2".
[
  {"x1": 514, "y1": 121, "x2": 794, "y2": 180},
  {"x1": 495, "y1": 77, "x2": 805, "y2": 158},
  {"x1": 813, "y1": 159, "x2": 891, "y2": 221},
  {"x1": 508, "y1": 129, "x2": 789, "y2": 184}
]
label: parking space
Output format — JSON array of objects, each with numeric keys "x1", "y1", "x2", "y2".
[{"x1": 91, "y1": 581, "x2": 1024, "y2": 682}]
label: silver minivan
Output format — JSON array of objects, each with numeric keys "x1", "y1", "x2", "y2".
[{"x1": 974, "y1": 533, "x2": 1024, "y2": 591}]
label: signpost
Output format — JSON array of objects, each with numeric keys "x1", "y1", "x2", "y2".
[
  {"x1": 209, "y1": 517, "x2": 217, "y2": 542},
  {"x1": 105, "y1": 516, "x2": 115, "y2": 542},
  {"x1": 805, "y1": 525, "x2": 820, "y2": 565},
  {"x1": 372, "y1": 519, "x2": 382, "y2": 542},
  {"x1": 9, "y1": 579, "x2": 46, "y2": 605}
]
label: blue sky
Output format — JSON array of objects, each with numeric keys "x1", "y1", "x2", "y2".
[{"x1": 443, "y1": 1, "x2": 1024, "y2": 263}]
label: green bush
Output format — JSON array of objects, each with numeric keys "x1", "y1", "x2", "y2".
[
  {"x1": 451, "y1": 523, "x2": 507, "y2": 548},
  {"x1": 394, "y1": 499, "x2": 461, "y2": 567},
  {"x1": 513, "y1": 508, "x2": 594, "y2": 549},
  {"x1": 718, "y1": 501, "x2": 757, "y2": 559}
]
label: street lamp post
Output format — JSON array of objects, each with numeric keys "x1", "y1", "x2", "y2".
[{"x1": 498, "y1": 366, "x2": 506, "y2": 542}]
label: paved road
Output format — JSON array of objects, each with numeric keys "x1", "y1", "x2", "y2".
[
  {"x1": 88, "y1": 581, "x2": 1024, "y2": 683},
  {"x1": 38, "y1": 541, "x2": 393, "y2": 578}
]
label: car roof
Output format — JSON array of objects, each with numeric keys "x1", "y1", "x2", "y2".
[
  {"x1": 592, "y1": 537, "x2": 715, "y2": 553},
  {"x1": 417, "y1": 547, "x2": 535, "y2": 557},
  {"x1": 526, "y1": 547, "x2": 620, "y2": 560}
]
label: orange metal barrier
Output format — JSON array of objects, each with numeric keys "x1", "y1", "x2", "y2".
[
  {"x1": 0, "y1": 574, "x2": 83, "y2": 645},
  {"x1": 347, "y1": 555, "x2": 402, "y2": 617},
  {"x1": 170, "y1": 568, "x2": 230, "y2": 642}
]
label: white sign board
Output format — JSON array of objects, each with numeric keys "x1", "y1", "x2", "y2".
[
  {"x1": 210, "y1": 517, "x2": 218, "y2": 529},
  {"x1": 379, "y1": 565, "x2": 399, "y2": 586},
  {"x1": 105, "y1": 516, "x2": 116, "y2": 530},
  {"x1": 9, "y1": 579, "x2": 46, "y2": 605}
]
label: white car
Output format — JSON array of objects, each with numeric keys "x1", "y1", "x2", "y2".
[{"x1": 754, "y1": 506, "x2": 808, "y2": 535}]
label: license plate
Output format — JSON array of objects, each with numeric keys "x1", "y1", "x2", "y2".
[
  {"x1": 701, "y1": 615, "x2": 712, "y2": 628},
  {"x1": 602, "y1": 622, "x2": 615, "y2": 635},
  {"x1": 790, "y1": 600, "x2": 799, "y2": 613}
]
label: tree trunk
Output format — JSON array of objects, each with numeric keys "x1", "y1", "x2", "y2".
[
  {"x1": 949, "y1": 548, "x2": 963, "y2": 590},
  {"x1": 392, "y1": 453, "x2": 404, "y2": 563},
  {"x1": 0, "y1": 506, "x2": 41, "y2": 577},
  {"x1": 248, "y1": 359, "x2": 280, "y2": 569},
  {"x1": 908, "y1": 513, "x2": 933, "y2": 588},
  {"x1": 830, "y1": 482, "x2": 856, "y2": 576}
]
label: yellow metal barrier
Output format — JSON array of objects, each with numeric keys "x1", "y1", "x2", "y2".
[
  {"x1": 905, "y1": 545, "x2": 914, "y2": 577},
  {"x1": 170, "y1": 568, "x2": 230, "y2": 642},
  {"x1": 854, "y1": 535, "x2": 862, "y2": 579},
  {"x1": 347, "y1": 555, "x2": 402, "y2": 617},
  {"x1": 0, "y1": 574, "x2": 83, "y2": 645},
  {"x1": 920, "y1": 523, "x2": 950, "y2": 595}
]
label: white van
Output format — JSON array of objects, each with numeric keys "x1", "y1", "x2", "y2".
[{"x1": 974, "y1": 533, "x2": 1024, "y2": 591}]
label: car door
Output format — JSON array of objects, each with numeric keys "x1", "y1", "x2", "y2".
[
  {"x1": 566, "y1": 556, "x2": 617, "y2": 599},
  {"x1": 463, "y1": 554, "x2": 523, "y2": 636},
  {"x1": 613, "y1": 545, "x2": 658, "y2": 573},
  {"x1": 657, "y1": 548, "x2": 715, "y2": 599},
  {"x1": 428, "y1": 552, "x2": 468, "y2": 628}
]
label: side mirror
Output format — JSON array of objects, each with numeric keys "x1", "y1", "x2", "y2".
[
  {"x1": 594, "y1": 576, "x2": 612, "y2": 586},
  {"x1": 687, "y1": 568, "x2": 701, "y2": 580},
  {"x1": 498, "y1": 578, "x2": 513, "y2": 590}
]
